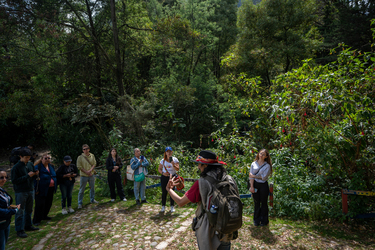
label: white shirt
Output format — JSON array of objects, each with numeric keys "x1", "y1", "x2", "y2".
[
  {"x1": 250, "y1": 161, "x2": 271, "y2": 183},
  {"x1": 160, "y1": 157, "x2": 179, "y2": 175}
]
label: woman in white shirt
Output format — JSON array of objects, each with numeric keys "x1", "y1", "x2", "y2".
[
  {"x1": 158, "y1": 146, "x2": 180, "y2": 213},
  {"x1": 249, "y1": 149, "x2": 272, "y2": 226}
]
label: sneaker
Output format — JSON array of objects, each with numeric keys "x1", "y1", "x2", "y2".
[
  {"x1": 78, "y1": 204, "x2": 82, "y2": 209},
  {"x1": 136, "y1": 200, "x2": 141, "y2": 205},
  {"x1": 68, "y1": 207, "x2": 75, "y2": 213},
  {"x1": 91, "y1": 200, "x2": 99, "y2": 204},
  {"x1": 62, "y1": 208, "x2": 68, "y2": 215},
  {"x1": 141, "y1": 200, "x2": 148, "y2": 204},
  {"x1": 122, "y1": 198, "x2": 127, "y2": 202},
  {"x1": 110, "y1": 199, "x2": 115, "y2": 202},
  {"x1": 170, "y1": 206, "x2": 175, "y2": 213},
  {"x1": 160, "y1": 206, "x2": 165, "y2": 212},
  {"x1": 25, "y1": 226, "x2": 39, "y2": 231},
  {"x1": 17, "y1": 231, "x2": 28, "y2": 238}
]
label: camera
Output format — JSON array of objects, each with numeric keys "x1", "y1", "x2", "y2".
[
  {"x1": 169, "y1": 156, "x2": 173, "y2": 162},
  {"x1": 140, "y1": 155, "x2": 145, "y2": 160},
  {"x1": 172, "y1": 173, "x2": 179, "y2": 179}
]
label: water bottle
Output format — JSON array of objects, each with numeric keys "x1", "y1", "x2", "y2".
[
  {"x1": 254, "y1": 188, "x2": 258, "y2": 193},
  {"x1": 210, "y1": 205, "x2": 218, "y2": 214}
]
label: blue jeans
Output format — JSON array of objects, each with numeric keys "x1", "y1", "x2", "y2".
[
  {"x1": 134, "y1": 179, "x2": 146, "y2": 201},
  {"x1": 78, "y1": 176, "x2": 95, "y2": 205},
  {"x1": 60, "y1": 181, "x2": 74, "y2": 208},
  {"x1": 217, "y1": 241, "x2": 231, "y2": 250},
  {"x1": 14, "y1": 191, "x2": 34, "y2": 231},
  {"x1": 0, "y1": 224, "x2": 10, "y2": 250}
]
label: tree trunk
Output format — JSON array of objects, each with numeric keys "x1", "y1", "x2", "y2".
[{"x1": 110, "y1": 0, "x2": 125, "y2": 96}]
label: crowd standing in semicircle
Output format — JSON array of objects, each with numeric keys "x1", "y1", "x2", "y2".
[{"x1": 3, "y1": 143, "x2": 271, "y2": 250}]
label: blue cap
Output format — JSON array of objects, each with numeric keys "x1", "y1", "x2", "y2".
[{"x1": 165, "y1": 146, "x2": 173, "y2": 152}]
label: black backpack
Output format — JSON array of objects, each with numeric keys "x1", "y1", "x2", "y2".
[
  {"x1": 203, "y1": 175, "x2": 243, "y2": 235},
  {"x1": 9, "y1": 147, "x2": 22, "y2": 164}
]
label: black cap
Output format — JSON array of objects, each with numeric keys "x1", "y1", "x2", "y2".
[{"x1": 63, "y1": 155, "x2": 72, "y2": 162}]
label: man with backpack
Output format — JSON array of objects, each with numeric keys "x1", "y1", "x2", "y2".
[
  {"x1": 166, "y1": 150, "x2": 242, "y2": 250},
  {"x1": 10, "y1": 145, "x2": 37, "y2": 165}
]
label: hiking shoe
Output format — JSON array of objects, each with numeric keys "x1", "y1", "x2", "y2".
[
  {"x1": 136, "y1": 200, "x2": 141, "y2": 205},
  {"x1": 78, "y1": 204, "x2": 82, "y2": 209},
  {"x1": 91, "y1": 200, "x2": 99, "y2": 204},
  {"x1": 68, "y1": 207, "x2": 75, "y2": 213},
  {"x1": 141, "y1": 200, "x2": 148, "y2": 204},
  {"x1": 110, "y1": 199, "x2": 115, "y2": 202},
  {"x1": 25, "y1": 226, "x2": 39, "y2": 231},
  {"x1": 17, "y1": 231, "x2": 28, "y2": 238},
  {"x1": 62, "y1": 208, "x2": 68, "y2": 215},
  {"x1": 122, "y1": 198, "x2": 127, "y2": 201},
  {"x1": 160, "y1": 206, "x2": 165, "y2": 212},
  {"x1": 170, "y1": 206, "x2": 175, "y2": 213}
]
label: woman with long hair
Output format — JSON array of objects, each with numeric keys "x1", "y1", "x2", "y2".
[
  {"x1": 105, "y1": 148, "x2": 126, "y2": 202},
  {"x1": 158, "y1": 146, "x2": 179, "y2": 213},
  {"x1": 0, "y1": 168, "x2": 20, "y2": 249},
  {"x1": 33, "y1": 154, "x2": 57, "y2": 225},
  {"x1": 249, "y1": 149, "x2": 272, "y2": 226}
]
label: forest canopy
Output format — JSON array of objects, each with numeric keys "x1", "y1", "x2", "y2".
[{"x1": 1, "y1": 0, "x2": 374, "y2": 219}]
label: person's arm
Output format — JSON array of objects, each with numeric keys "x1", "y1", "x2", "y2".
[
  {"x1": 11, "y1": 165, "x2": 31, "y2": 185},
  {"x1": 105, "y1": 158, "x2": 113, "y2": 171},
  {"x1": 141, "y1": 158, "x2": 149, "y2": 167},
  {"x1": 118, "y1": 158, "x2": 123, "y2": 170},
  {"x1": 131, "y1": 158, "x2": 140, "y2": 170},
  {"x1": 172, "y1": 157, "x2": 180, "y2": 171},
  {"x1": 158, "y1": 161, "x2": 169, "y2": 176},
  {"x1": 166, "y1": 176, "x2": 191, "y2": 207}
]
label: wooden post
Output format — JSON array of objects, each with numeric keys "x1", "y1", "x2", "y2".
[
  {"x1": 342, "y1": 189, "x2": 348, "y2": 214},
  {"x1": 269, "y1": 183, "x2": 274, "y2": 207}
]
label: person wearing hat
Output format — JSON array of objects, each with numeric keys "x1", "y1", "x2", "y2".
[
  {"x1": 166, "y1": 150, "x2": 239, "y2": 250},
  {"x1": 158, "y1": 146, "x2": 179, "y2": 213},
  {"x1": 56, "y1": 156, "x2": 78, "y2": 215}
]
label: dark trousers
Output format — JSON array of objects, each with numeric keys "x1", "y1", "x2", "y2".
[
  {"x1": 253, "y1": 181, "x2": 269, "y2": 225},
  {"x1": 14, "y1": 191, "x2": 34, "y2": 231},
  {"x1": 108, "y1": 172, "x2": 125, "y2": 200},
  {"x1": 60, "y1": 181, "x2": 74, "y2": 208},
  {"x1": 33, "y1": 187, "x2": 54, "y2": 223},
  {"x1": 161, "y1": 175, "x2": 174, "y2": 206}
]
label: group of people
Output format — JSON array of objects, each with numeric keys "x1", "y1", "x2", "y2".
[{"x1": 1, "y1": 142, "x2": 272, "y2": 250}]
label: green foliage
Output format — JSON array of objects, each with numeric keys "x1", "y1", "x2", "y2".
[{"x1": 225, "y1": 0, "x2": 322, "y2": 84}]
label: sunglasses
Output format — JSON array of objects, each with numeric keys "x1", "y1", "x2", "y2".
[
  {"x1": 83, "y1": 148, "x2": 90, "y2": 150},
  {"x1": 0, "y1": 176, "x2": 8, "y2": 180},
  {"x1": 44, "y1": 157, "x2": 51, "y2": 160}
]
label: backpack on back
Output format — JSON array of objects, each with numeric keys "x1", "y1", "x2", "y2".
[
  {"x1": 203, "y1": 175, "x2": 243, "y2": 235},
  {"x1": 9, "y1": 146, "x2": 22, "y2": 164}
]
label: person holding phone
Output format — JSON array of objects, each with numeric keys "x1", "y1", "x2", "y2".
[
  {"x1": 130, "y1": 148, "x2": 149, "y2": 205},
  {"x1": 158, "y1": 146, "x2": 179, "y2": 213},
  {"x1": 10, "y1": 148, "x2": 39, "y2": 238},
  {"x1": 249, "y1": 149, "x2": 273, "y2": 226}
]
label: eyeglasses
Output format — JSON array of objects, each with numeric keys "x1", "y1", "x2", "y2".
[
  {"x1": 83, "y1": 148, "x2": 90, "y2": 150},
  {"x1": 44, "y1": 157, "x2": 51, "y2": 160},
  {"x1": 0, "y1": 176, "x2": 8, "y2": 180}
]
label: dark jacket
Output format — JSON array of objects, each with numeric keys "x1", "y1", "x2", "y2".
[
  {"x1": 106, "y1": 157, "x2": 123, "y2": 175},
  {"x1": 56, "y1": 163, "x2": 78, "y2": 185},
  {"x1": 0, "y1": 187, "x2": 17, "y2": 230},
  {"x1": 34, "y1": 163, "x2": 57, "y2": 196},
  {"x1": 11, "y1": 161, "x2": 36, "y2": 193}
]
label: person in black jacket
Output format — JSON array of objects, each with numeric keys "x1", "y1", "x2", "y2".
[
  {"x1": 33, "y1": 154, "x2": 57, "y2": 225},
  {"x1": 106, "y1": 148, "x2": 126, "y2": 202},
  {"x1": 56, "y1": 156, "x2": 78, "y2": 215},
  {"x1": 0, "y1": 168, "x2": 20, "y2": 249},
  {"x1": 10, "y1": 148, "x2": 39, "y2": 238}
]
